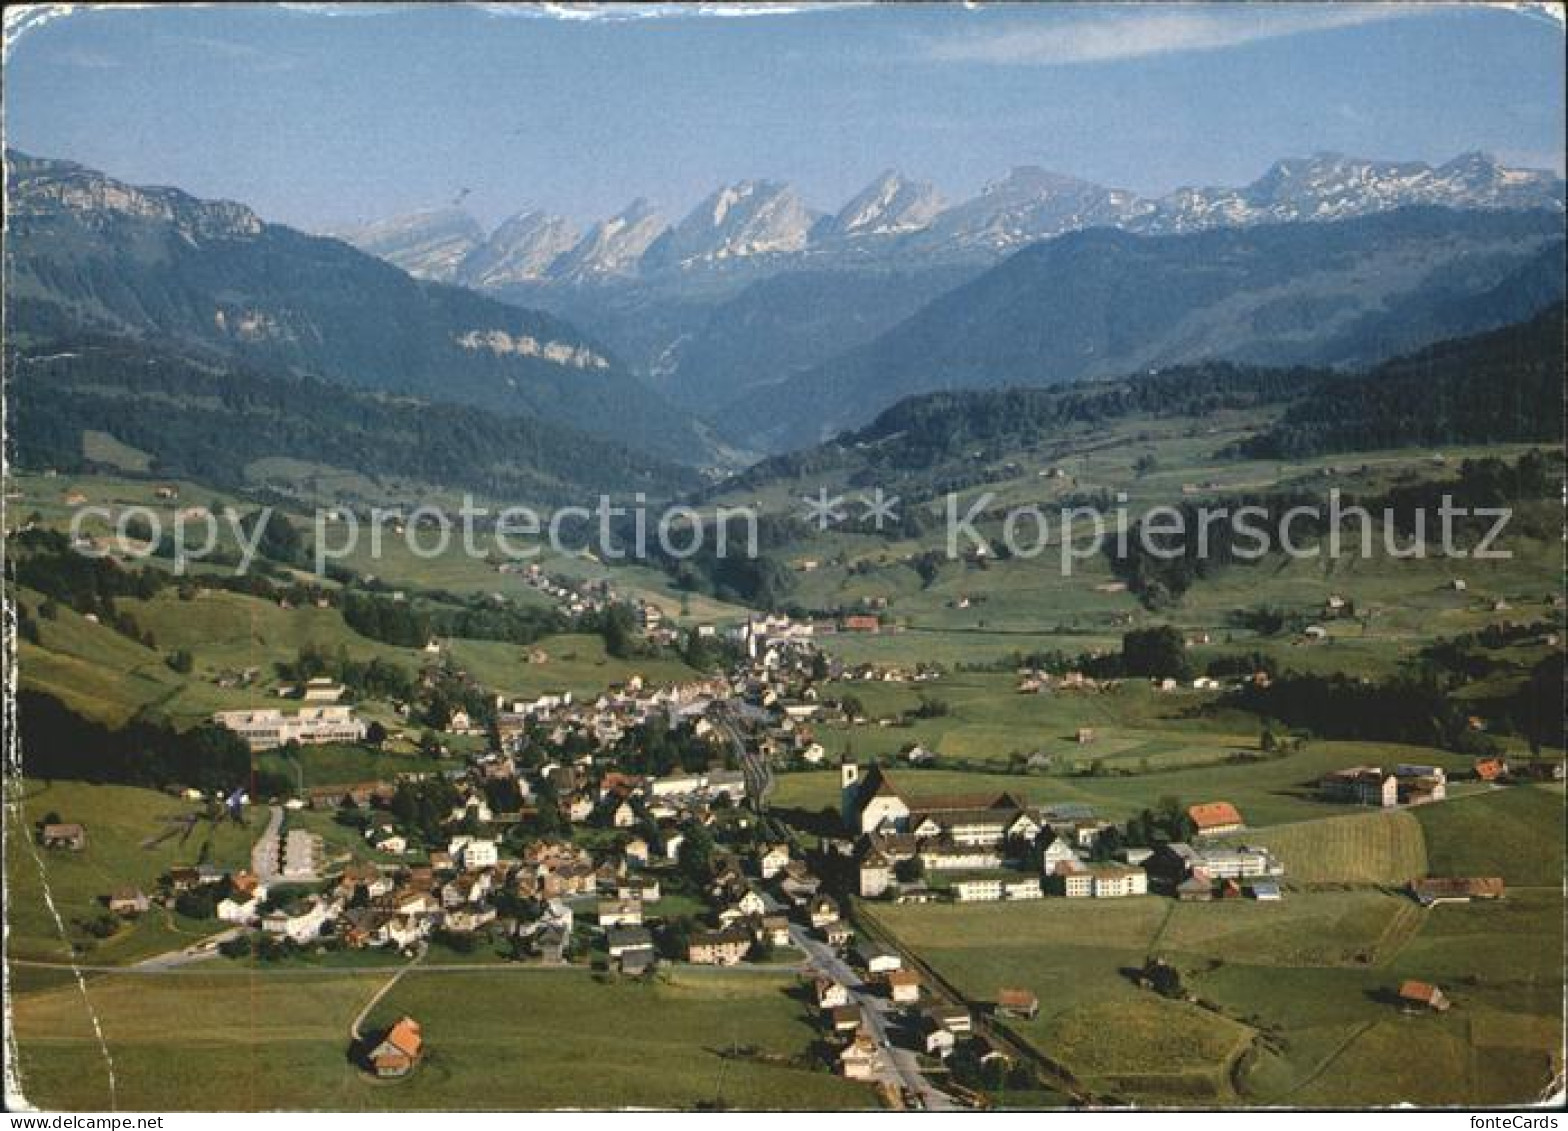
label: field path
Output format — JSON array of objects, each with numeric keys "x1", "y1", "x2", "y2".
[
  {"x1": 1279, "y1": 1019, "x2": 1379, "y2": 1100},
  {"x1": 349, "y1": 944, "x2": 426, "y2": 1042}
]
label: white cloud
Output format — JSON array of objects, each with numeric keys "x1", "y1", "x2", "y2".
[{"x1": 924, "y1": 4, "x2": 1429, "y2": 67}]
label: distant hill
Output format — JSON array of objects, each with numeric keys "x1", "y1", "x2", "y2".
[
  {"x1": 1233, "y1": 304, "x2": 1566, "y2": 459},
  {"x1": 726, "y1": 207, "x2": 1565, "y2": 451},
  {"x1": 722, "y1": 307, "x2": 1565, "y2": 499},
  {"x1": 4, "y1": 151, "x2": 714, "y2": 467}
]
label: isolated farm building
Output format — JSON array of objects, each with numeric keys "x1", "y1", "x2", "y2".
[
  {"x1": 996, "y1": 988, "x2": 1040, "y2": 1020},
  {"x1": 368, "y1": 1016, "x2": 423, "y2": 1078},
  {"x1": 1397, "y1": 981, "x2": 1451, "y2": 1012},
  {"x1": 41, "y1": 823, "x2": 86, "y2": 850},
  {"x1": 1188, "y1": 801, "x2": 1246, "y2": 837},
  {"x1": 1410, "y1": 877, "x2": 1505, "y2": 906}
]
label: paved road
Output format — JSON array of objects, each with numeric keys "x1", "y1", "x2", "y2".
[
  {"x1": 129, "y1": 927, "x2": 243, "y2": 971},
  {"x1": 251, "y1": 804, "x2": 284, "y2": 883},
  {"x1": 789, "y1": 923, "x2": 955, "y2": 1111},
  {"x1": 715, "y1": 703, "x2": 774, "y2": 812}
]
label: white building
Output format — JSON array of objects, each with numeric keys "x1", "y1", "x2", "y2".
[
  {"x1": 449, "y1": 837, "x2": 499, "y2": 870},
  {"x1": 212, "y1": 706, "x2": 367, "y2": 751}
]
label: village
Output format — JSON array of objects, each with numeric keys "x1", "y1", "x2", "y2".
[{"x1": 28, "y1": 604, "x2": 1531, "y2": 1105}]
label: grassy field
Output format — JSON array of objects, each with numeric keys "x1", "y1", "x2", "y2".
[
  {"x1": 862, "y1": 785, "x2": 1565, "y2": 1106},
  {"x1": 772, "y1": 738, "x2": 1477, "y2": 830},
  {"x1": 7, "y1": 967, "x2": 875, "y2": 1111},
  {"x1": 445, "y1": 632, "x2": 702, "y2": 700},
  {"x1": 4, "y1": 780, "x2": 255, "y2": 963},
  {"x1": 1215, "y1": 807, "x2": 1428, "y2": 886},
  {"x1": 1414, "y1": 785, "x2": 1567, "y2": 886}
]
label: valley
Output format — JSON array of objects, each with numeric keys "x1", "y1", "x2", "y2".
[{"x1": 3, "y1": 13, "x2": 1566, "y2": 1110}]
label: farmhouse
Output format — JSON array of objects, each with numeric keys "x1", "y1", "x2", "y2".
[
  {"x1": 1187, "y1": 801, "x2": 1245, "y2": 837},
  {"x1": 858, "y1": 846, "x2": 895, "y2": 898},
  {"x1": 996, "y1": 988, "x2": 1040, "y2": 1020},
  {"x1": 41, "y1": 823, "x2": 86, "y2": 850},
  {"x1": 1410, "y1": 877, "x2": 1505, "y2": 906},
  {"x1": 822, "y1": 921, "x2": 854, "y2": 948},
  {"x1": 367, "y1": 1016, "x2": 423, "y2": 1078},
  {"x1": 263, "y1": 897, "x2": 334, "y2": 944},
  {"x1": 923, "y1": 1022, "x2": 957, "y2": 1058},
  {"x1": 925, "y1": 1003, "x2": 972, "y2": 1034},
  {"x1": 759, "y1": 842, "x2": 790, "y2": 879},
  {"x1": 1397, "y1": 981, "x2": 1451, "y2": 1012}
]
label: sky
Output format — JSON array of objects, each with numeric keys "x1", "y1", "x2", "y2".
[{"x1": 3, "y1": 2, "x2": 1564, "y2": 235}]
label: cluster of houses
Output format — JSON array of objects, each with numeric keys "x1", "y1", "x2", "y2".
[{"x1": 844, "y1": 765, "x2": 1285, "y2": 904}]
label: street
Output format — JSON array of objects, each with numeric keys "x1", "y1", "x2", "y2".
[{"x1": 789, "y1": 923, "x2": 956, "y2": 1111}]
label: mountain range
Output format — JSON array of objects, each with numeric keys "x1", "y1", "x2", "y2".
[
  {"x1": 4, "y1": 151, "x2": 719, "y2": 467},
  {"x1": 8, "y1": 149, "x2": 1564, "y2": 483},
  {"x1": 727, "y1": 206, "x2": 1565, "y2": 450},
  {"x1": 338, "y1": 151, "x2": 1564, "y2": 287}
]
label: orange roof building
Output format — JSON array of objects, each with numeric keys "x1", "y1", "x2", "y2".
[
  {"x1": 368, "y1": 1016, "x2": 423, "y2": 1077},
  {"x1": 1397, "y1": 981, "x2": 1451, "y2": 1012},
  {"x1": 1187, "y1": 801, "x2": 1245, "y2": 835}
]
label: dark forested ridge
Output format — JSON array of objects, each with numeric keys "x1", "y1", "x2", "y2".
[
  {"x1": 4, "y1": 151, "x2": 713, "y2": 465},
  {"x1": 8, "y1": 336, "x2": 699, "y2": 502},
  {"x1": 721, "y1": 307, "x2": 1566, "y2": 500},
  {"x1": 1234, "y1": 304, "x2": 1566, "y2": 458}
]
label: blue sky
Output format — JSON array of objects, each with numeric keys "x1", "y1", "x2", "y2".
[{"x1": 4, "y1": 3, "x2": 1563, "y2": 233}]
